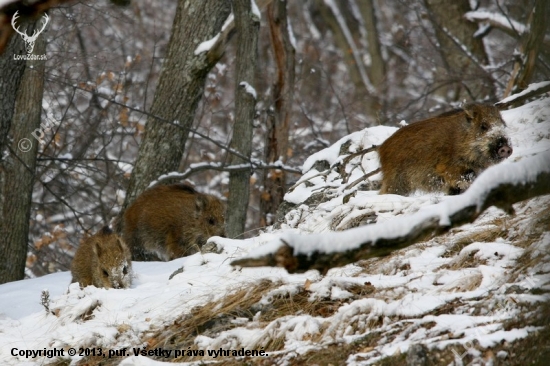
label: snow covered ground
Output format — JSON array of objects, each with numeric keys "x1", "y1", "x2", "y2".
[{"x1": 1, "y1": 97, "x2": 549, "y2": 365}]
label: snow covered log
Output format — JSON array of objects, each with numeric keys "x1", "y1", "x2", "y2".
[
  {"x1": 496, "y1": 81, "x2": 550, "y2": 109},
  {"x1": 232, "y1": 151, "x2": 550, "y2": 274}
]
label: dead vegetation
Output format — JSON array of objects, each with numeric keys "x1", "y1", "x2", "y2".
[{"x1": 72, "y1": 195, "x2": 550, "y2": 365}]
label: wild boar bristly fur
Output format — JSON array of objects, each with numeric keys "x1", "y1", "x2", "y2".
[
  {"x1": 122, "y1": 183, "x2": 226, "y2": 261},
  {"x1": 378, "y1": 104, "x2": 513, "y2": 196}
]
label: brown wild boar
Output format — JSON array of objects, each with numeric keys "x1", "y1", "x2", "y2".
[
  {"x1": 122, "y1": 183, "x2": 226, "y2": 261},
  {"x1": 378, "y1": 104, "x2": 513, "y2": 195},
  {"x1": 71, "y1": 226, "x2": 133, "y2": 289}
]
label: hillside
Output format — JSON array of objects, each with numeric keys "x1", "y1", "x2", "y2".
[{"x1": 0, "y1": 97, "x2": 549, "y2": 366}]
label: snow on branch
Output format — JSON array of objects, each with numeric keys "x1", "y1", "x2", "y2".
[
  {"x1": 194, "y1": 0, "x2": 273, "y2": 60},
  {"x1": 239, "y1": 81, "x2": 257, "y2": 99},
  {"x1": 465, "y1": 10, "x2": 525, "y2": 37},
  {"x1": 496, "y1": 81, "x2": 550, "y2": 109},
  {"x1": 439, "y1": 25, "x2": 485, "y2": 71},
  {"x1": 232, "y1": 151, "x2": 550, "y2": 274},
  {"x1": 149, "y1": 160, "x2": 301, "y2": 188}
]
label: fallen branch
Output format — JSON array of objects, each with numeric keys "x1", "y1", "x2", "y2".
[
  {"x1": 345, "y1": 167, "x2": 380, "y2": 191},
  {"x1": 231, "y1": 151, "x2": 550, "y2": 274},
  {"x1": 496, "y1": 81, "x2": 550, "y2": 109},
  {"x1": 338, "y1": 145, "x2": 378, "y2": 183}
]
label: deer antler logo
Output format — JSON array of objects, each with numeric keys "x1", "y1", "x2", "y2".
[{"x1": 11, "y1": 11, "x2": 49, "y2": 54}]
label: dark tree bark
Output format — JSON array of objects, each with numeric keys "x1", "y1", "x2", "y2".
[
  {"x1": 0, "y1": 30, "x2": 25, "y2": 167},
  {"x1": 424, "y1": 0, "x2": 495, "y2": 102},
  {"x1": 259, "y1": 0, "x2": 295, "y2": 228},
  {"x1": 226, "y1": 0, "x2": 260, "y2": 238},
  {"x1": 0, "y1": 21, "x2": 46, "y2": 284},
  {"x1": 120, "y1": 0, "x2": 231, "y2": 216},
  {"x1": 504, "y1": 0, "x2": 549, "y2": 98}
]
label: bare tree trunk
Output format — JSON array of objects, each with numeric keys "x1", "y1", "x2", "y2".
[
  {"x1": 314, "y1": 0, "x2": 372, "y2": 96},
  {"x1": 120, "y1": 0, "x2": 231, "y2": 217},
  {"x1": 355, "y1": 0, "x2": 385, "y2": 89},
  {"x1": 313, "y1": 0, "x2": 378, "y2": 122},
  {"x1": 0, "y1": 22, "x2": 46, "y2": 284},
  {"x1": 0, "y1": 31, "x2": 25, "y2": 168},
  {"x1": 424, "y1": 0, "x2": 495, "y2": 102},
  {"x1": 504, "y1": 0, "x2": 549, "y2": 98},
  {"x1": 226, "y1": 0, "x2": 260, "y2": 238},
  {"x1": 259, "y1": 0, "x2": 295, "y2": 228}
]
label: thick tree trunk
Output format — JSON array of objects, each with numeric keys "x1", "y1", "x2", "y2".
[
  {"x1": 0, "y1": 22, "x2": 46, "y2": 284},
  {"x1": 120, "y1": 0, "x2": 231, "y2": 216},
  {"x1": 0, "y1": 30, "x2": 25, "y2": 166},
  {"x1": 226, "y1": 0, "x2": 260, "y2": 238},
  {"x1": 504, "y1": 0, "x2": 549, "y2": 98},
  {"x1": 259, "y1": 0, "x2": 295, "y2": 228},
  {"x1": 424, "y1": 0, "x2": 495, "y2": 102}
]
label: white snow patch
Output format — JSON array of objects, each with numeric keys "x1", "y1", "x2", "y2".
[
  {"x1": 194, "y1": 13, "x2": 234, "y2": 55},
  {"x1": 240, "y1": 81, "x2": 257, "y2": 99},
  {"x1": 0, "y1": 97, "x2": 549, "y2": 365}
]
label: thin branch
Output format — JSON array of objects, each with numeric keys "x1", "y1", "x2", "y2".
[
  {"x1": 338, "y1": 145, "x2": 378, "y2": 183},
  {"x1": 345, "y1": 167, "x2": 380, "y2": 191},
  {"x1": 7, "y1": 145, "x2": 88, "y2": 232},
  {"x1": 46, "y1": 75, "x2": 253, "y2": 163},
  {"x1": 149, "y1": 161, "x2": 302, "y2": 188}
]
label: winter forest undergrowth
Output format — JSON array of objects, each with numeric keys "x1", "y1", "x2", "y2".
[
  {"x1": 0, "y1": 0, "x2": 549, "y2": 365},
  {"x1": 1, "y1": 90, "x2": 549, "y2": 366}
]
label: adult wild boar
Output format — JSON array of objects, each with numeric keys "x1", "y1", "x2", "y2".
[
  {"x1": 122, "y1": 183, "x2": 226, "y2": 261},
  {"x1": 378, "y1": 104, "x2": 513, "y2": 195}
]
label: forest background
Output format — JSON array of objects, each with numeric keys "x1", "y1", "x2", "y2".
[{"x1": 0, "y1": 0, "x2": 548, "y2": 284}]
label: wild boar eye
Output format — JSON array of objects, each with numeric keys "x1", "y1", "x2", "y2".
[
  {"x1": 208, "y1": 217, "x2": 216, "y2": 226},
  {"x1": 481, "y1": 123, "x2": 489, "y2": 131},
  {"x1": 102, "y1": 269, "x2": 109, "y2": 278}
]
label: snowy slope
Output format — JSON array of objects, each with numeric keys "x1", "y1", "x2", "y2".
[{"x1": 0, "y1": 97, "x2": 549, "y2": 366}]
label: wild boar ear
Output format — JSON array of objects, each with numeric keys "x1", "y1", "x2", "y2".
[
  {"x1": 463, "y1": 105, "x2": 476, "y2": 122},
  {"x1": 195, "y1": 195, "x2": 207, "y2": 212},
  {"x1": 93, "y1": 241, "x2": 103, "y2": 257},
  {"x1": 116, "y1": 238, "x2": 125, "y2": 252}
]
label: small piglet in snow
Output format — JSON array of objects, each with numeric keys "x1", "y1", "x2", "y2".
[{"x1": 71, "y1": 226, "x2": 133, "y2": 289}]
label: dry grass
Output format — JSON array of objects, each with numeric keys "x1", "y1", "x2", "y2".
[{"x1": 73, "y1": 196, "x2": 550, "y2": 365}]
